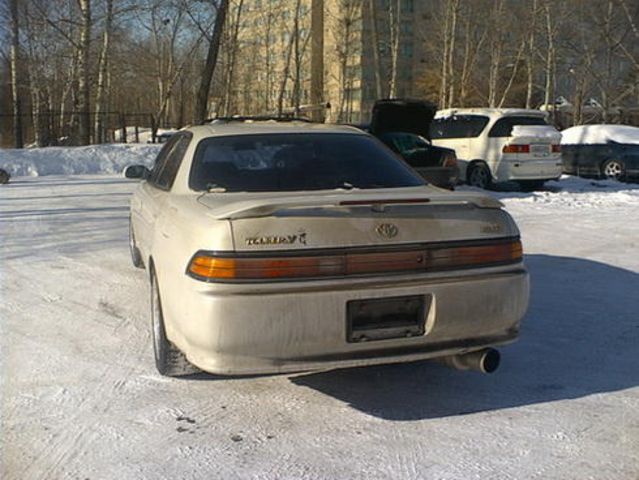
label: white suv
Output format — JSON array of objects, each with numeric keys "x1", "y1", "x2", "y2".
[{"x1": 431, "y1": 109, "x2": 563, "y2": 190}]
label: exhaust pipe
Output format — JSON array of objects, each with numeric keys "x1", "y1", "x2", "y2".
[{"x1": 435, "y1": 348, "x2": 500, "y2": 374}]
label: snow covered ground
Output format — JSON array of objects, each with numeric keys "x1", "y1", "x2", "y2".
[{"x1": 1, "y1": 168, "x2": 638, "y2": 478}]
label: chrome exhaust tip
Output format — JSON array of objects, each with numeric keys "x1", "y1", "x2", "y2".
[{"x1": 435, "y1": 348, "x2": 500, "y2": 374}]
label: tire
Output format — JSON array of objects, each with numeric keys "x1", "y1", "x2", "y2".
[
  {"x1": 129, "y1": 220, "x2": 144, "y2": 269},
  {"x1": 601, "y1": 159, "x2": 625, "y2": 181},
  {"x1": 467, "y1": 162, "x2": 493, "y2": 189},
  {"x1": 150, "y1": 269, "x2": 199, "y2": 377},
  {"x1": 0, "y1": 169, "x2": 10, "y2": 185},
  {"x1": 518, "y1": 180, "x2": 546, "y2": 192}
]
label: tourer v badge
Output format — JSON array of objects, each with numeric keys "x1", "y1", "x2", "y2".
[{"x1": 245, "y1": 232, "x2": 307, "y2": 246}]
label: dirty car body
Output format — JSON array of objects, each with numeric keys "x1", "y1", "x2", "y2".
[{"x1": 127, "y1": 121, "x2": 529, "y2": 376}]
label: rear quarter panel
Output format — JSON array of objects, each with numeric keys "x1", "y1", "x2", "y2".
[{"x1": 151, "y1": 196, "x2": 234, "y2": 341}]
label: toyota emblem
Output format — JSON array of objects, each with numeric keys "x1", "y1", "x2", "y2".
[{"x1": 376, "y1": 223, "x2": 399, "y2": 239}]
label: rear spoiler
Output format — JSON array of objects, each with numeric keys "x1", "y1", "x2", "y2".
[{"x1": 205, "y1": 194, "x2": 503, "y2": 220}]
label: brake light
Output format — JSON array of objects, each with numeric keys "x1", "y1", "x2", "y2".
[
  {"x1": 551, "y1": 144, "x2": 561, "y2": 153},
  {"x1": 442, "y1": 153, "x2": 458, "y2": 168},
  {"x1": 187, "y1": 239, "x2": 523, "y2": 281},
  {"x1": 503, "y1": 144, "x2": 530, "y2": 154}
]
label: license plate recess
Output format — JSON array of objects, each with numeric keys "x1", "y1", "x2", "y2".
[{"x1": 347, "y1": 295, "x2": 430, "y2": 343}]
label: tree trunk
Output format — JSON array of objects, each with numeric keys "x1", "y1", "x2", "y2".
[
  {"x1": 388, "y1": 0, "x2": 400, "y2": 98},
  {"x1": 487, "y1": 0, "x2": 505, "y2": 108},
  {"x1": 542, "y1": 2, "x2": 555, "y2": 117},
  {"x1": 446, "y1": 0, "x2": 459, "y2": 108},
  {"x1": 292, "y1": 0, "x2": 302, "y2": 115},
  {"x1": 277, "y1": 18, "x2": 297, "y2": 116},
  {"x1": 222, "y1": 0, "x2": 245, "y2": 116},
  {"x1": 525, "y1": 0, "x2": 538, "y2": 109},
  {"x1": 9, "y1": 0, "x2": 24, "y2": 148},
  {"x1": 367, "y1": 0, "x2": 382, "y2": 100},
  {"x1": 310, "y1": 0, "x2": 325, "y2": 121},
  {"x1": 94, "y1": 0, "x2": 113, "y2": 144},
  {"x1": 195, "y1": 0, "x2": 229, "y2": 124},
  {"x1": 77, "y1": 0, "x2": 92, "y2": 145}
]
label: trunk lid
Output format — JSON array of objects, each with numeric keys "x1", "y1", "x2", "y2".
[
  {"x1": 197, "y1": 188, "x2": 516, "y2": 252},
  {"x1": 370, "y1": 99, "x2": 437, "y2": 139},
  {"x1": 509, "y1": 125, "x2": 562, "y2": 157}
]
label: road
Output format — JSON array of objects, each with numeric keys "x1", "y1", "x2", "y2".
[{"x1": 1, "y1": 175, "x2": 638, "y2": 479}]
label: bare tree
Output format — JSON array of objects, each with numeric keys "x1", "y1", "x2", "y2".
[
  {"x1": 77, "y1": 0, "x2": 92, "y2": 144},
  {"x1": 366, "y1": 0, "x2": 382, "y2": 100},
  {"x1": 94, "y1": 0, "x2": 114, "y2": 143},
  {"x1": 195, "y1": 0, "x2": 228, "y2": 123},
  {"x1": 387, "y1": 0, "x2": 400, "y2": 98},
  {"x1": 9, "y1": 0, "x2": 23, "y2": 148}
]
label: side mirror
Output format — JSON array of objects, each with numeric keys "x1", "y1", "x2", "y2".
[{"x1": 123, "y1": 164, "x2": 150, "y2": 180}]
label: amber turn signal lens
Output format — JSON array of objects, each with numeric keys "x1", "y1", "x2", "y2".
[
  {"x1": 187, "y1": 239, "x2": 523, "y2": 281},
  {"x1": 502, "y1": 144, "x2": 530, "y2": 154}
]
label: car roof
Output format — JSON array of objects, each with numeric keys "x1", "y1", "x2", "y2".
[
  {"x1": 435, "y1": 108, "x2": 547, "y2": 119},
  {"x1": 182, "y1": 121, "x2": 364, "y2": 142}
]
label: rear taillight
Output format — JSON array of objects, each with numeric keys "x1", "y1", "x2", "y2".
[
  {"x1": 551, "y1": 144, "x2": 561, "y2": 153},
  {"x1": 187, "y1": 239, "x2": 523, "y2": 281},
  {"x1": 442, "y1": 153, "x2": 458, "y2": 168},
  {"x1": 502, "y1": 144, "x2": 530, "y2": 154}
]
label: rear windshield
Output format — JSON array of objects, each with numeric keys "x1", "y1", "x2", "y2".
[
  {"x1": 488, "y1": 116, "x2": 548, "y2": 137},
  {"x1": 189, "y1": 133, "x2": 425, "y2": 192},
  {"x1": 430, "y1": 115, "x2": 489, "y2": 139}
]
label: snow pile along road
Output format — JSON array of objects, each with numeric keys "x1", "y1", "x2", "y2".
[{"x1": 0, "y1": 144, "x2": 160, "y2": 177}]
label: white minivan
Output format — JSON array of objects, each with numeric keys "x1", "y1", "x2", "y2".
[{"x1": 430, "y1": 109, "x2": 563, "y2": 190}]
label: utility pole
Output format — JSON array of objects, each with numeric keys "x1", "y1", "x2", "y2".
[{"x1": 310, "y1": 0, "x2": 324, "y2": 122}]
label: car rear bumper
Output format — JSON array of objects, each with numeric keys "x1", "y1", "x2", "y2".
[
  {"x1": 166, "y1": 265, "x2": 530, "y2": 375},
  {"x1": 496, "y1": 157, "x2": 563, "y2": 182}
]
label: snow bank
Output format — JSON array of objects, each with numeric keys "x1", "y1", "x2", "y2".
[
  {"x1": 461, "y1": 175, "x2": 639, "y2": 209},
  {"x1": 0, "y1": 144, "x2": 161, "y2": 177},
  {"x1": 561, "y1": 124, "x2": 639, "y2": 145}
]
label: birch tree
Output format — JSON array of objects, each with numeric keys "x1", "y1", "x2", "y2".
[{"x1": 9, "y1": 0, "x2": 24, "y2": 148}]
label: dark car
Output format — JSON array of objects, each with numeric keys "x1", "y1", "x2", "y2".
[
  {"x1": 561, "y1": 125, "x2": 639, "y2": 182},
  {"x1": 361, "y1": 99, "x2": 460, "y2": 190}
]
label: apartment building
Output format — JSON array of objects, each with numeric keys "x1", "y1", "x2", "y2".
[{"x1": 226, "y1": 0, "x2": 424, "y2": 123}]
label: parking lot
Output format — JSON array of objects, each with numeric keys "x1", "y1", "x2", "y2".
[{"x1": 1, "y1": 175, "x2": 638, "y2": 479}]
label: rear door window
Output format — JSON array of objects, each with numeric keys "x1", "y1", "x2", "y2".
[
  {"x1": 150, "y1": 133, "x2": 192, "y2": 190},
  {"x1": 430, "y1": 115, "x2": 489, "y2": 139},
  {"x1": 488, "y1": 116, "x2": 548, "y2": 137}
]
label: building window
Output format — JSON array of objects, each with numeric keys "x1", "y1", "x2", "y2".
[
  {"x1": 400, "y1": 42, "x2": 413, "y2": 58},
  {"x1": 403, "y1": 0, "x2": 414, "y2": 14}
]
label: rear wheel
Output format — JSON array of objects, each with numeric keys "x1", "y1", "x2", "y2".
[
  {"x1": 0, "y1": 169, "x2": 9, "y2": 184},
  {"x1": 602, "y1": 159, "x2": 625, "y2": 181},
  {"x1": 467, "y1": 162, "x2": 492, "y2": 189},
  {"x1": 150, "y1": 269, "x2": 199, "y2": 377}
]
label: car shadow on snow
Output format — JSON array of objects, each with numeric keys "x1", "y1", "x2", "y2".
[{"x1": 291, "y1": 254, "x2": 639, "y2": 420}]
